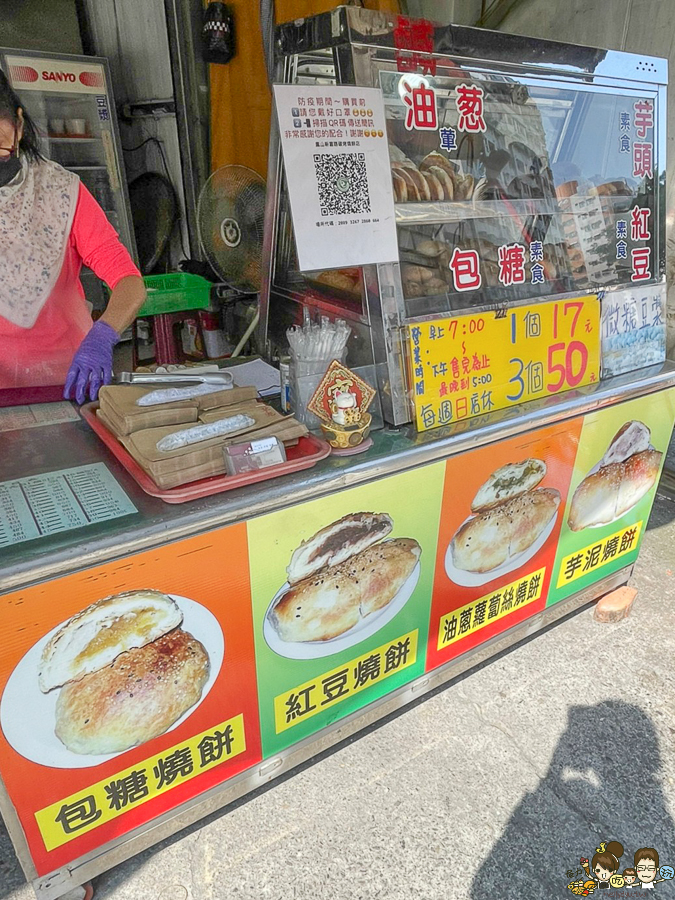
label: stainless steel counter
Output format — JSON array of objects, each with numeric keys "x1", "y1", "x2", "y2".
[{"x1": 2, "y1": 360, "x2": 674, "y2": 593}]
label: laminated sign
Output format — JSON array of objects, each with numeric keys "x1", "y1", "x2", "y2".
[
  {"x1": 273, "y1": 85, "x2": 398, "y2": 271},
  {"x1": 409, "y1": 296, "x2": 601, "y2": 431}
]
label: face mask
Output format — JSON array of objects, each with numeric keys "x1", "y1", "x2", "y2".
[{"x1": 0, "y1": 154, "x2": 21, "y2": 187}]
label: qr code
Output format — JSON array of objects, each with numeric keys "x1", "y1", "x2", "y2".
[{"x1": 313, "y1": 152, "x2": 370, "y2": 217}]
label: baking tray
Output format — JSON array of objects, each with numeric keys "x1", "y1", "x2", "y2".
[{"x1": 80, "y1": 402, "x2": 331, "y2": 503}]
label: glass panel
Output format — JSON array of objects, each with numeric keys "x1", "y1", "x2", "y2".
[
  {"x1": 271, "y1": 51, "x2": 368, "y2": 320},
  {"x1": 379, "y1": 68, "x2": 659, "y2": 316}
]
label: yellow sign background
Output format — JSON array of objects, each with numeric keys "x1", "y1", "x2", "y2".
[
  {"x1": 408, "y1": 296, "x2": 600, "y2": 431},
  {"x1": 35, "y1": 715, "x2": 246, "y2": 851}
]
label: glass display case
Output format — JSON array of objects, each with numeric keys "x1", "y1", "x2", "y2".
[{"x1": 259, "y1": 7, "x2": 666, "y2": 425}]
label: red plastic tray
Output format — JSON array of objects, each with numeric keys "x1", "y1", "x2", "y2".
[{"x1": 80, "y1": 402, "x2": 331, "y2": 503}]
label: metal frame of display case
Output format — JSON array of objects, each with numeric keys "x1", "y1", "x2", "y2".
[{"x1": 259, "y1": 6, "x2": 667, "y2": 426}]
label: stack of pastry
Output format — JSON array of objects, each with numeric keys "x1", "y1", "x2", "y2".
[
  {"x1": 98, "y1": 383, "x2": 258, "y2": 436},
  {"x1": 98, "y1": 384, "x2": 308, "y2": 489},
  {"x1": 39, "y1": 589, "x2": 210, "y2": 755},
  {"x1": 391, "y1": 151, "x2": 477, "y2": 203},
  {"x1": 451, "y1": 459, "x2": 561, "y2": 574},
  {"x1": 269, "y1": 512, "x2": 422, "y2": 643}
]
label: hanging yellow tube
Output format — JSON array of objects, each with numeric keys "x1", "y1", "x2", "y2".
[{"x1": 208, "y1": 2, "x2": 401, "y2": 176}]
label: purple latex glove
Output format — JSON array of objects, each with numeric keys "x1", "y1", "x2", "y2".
[{"x1": 64, "y1": 320, "x2": 119, "y2": 404}]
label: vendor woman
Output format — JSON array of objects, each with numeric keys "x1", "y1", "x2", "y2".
[{"x1": 0, "y1": 71, "x2": 145, "y2": 404}]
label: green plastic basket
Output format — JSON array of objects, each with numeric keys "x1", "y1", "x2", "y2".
[{"x1": 139, "y1": 273, "x2": 212, "y2": 317}]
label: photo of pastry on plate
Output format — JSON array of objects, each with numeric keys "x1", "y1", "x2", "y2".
[
  {"x1": 567, "y1": 421, "x2": 662, "y2": 532},
  {"x1": 447, "y1": 459, "x2": 561, "y2": 587},
  {"x1": 264, "y1": 512, "x2": 422, "y2": 658},
  {"x1": 37, "y1": 589, "x2": 210, "y2": 755}
]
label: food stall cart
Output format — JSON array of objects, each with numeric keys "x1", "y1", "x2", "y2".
[{"x1": 1, "y1": 9, "x2": 674, "y2": 898}]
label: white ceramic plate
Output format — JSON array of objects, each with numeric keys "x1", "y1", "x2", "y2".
[
  {"x1": 0, "y1": 595, "x2": 224, "y2": 769},
  {"x1": 263, "y1": 561, "x2": 421, "y2": 660},
  {"x1": 445, "y1": 509, "x2": 558, "y2": 588}
]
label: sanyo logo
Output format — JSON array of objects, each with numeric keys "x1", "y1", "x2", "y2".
[{"x1": 41, "y1": 70, "x2": 77, "y2": 83}]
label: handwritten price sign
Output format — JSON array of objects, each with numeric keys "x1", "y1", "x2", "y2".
[{"x1": 408, "y1": 296, "x2": 600, "y2": 431}]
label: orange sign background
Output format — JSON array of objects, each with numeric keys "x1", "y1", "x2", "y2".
[
  {"x1": 0, "y1": 524, "x2": 261, "y2": 876},
  {"x1": 426, "y1": 419, "x2": 584, "y2": 671}
]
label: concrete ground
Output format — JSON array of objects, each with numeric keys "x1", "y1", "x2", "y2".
[{"x1": 2, "y1": 484, "x2": 675, "y2": 900}]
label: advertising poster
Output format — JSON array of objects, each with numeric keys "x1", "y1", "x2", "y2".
[
  {"x1": 426, "y1": 421, "x2": 582, "y2": 671},
  {"x1": 549, "y1": 389, "x2": 675, "y2": 606},
  {"x1": 247, "y1": 463, "x2": 445, "y2": 757},
  {"x1": 0, "y1": 526, "x2": 261, "y2": 876},
  {"x1": 409, "y1": 297, "x2": 601, "y2": 432}
]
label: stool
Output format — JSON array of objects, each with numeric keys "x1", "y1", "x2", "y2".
[{"x1": 153, "y1": 311, "x2": 206, "y2": 366}]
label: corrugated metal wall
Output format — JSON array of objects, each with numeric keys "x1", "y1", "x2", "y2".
[
  {"x1": 82, "y1": 0, "x2": 190, "y2": 265},
  {"x1": 0, "y1": 0, "x2": 82, "y2": 55}
]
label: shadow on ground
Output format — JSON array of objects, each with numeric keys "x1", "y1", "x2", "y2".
[{"x1": 471, "y1": 700, "x2": 675, "y2": 899}]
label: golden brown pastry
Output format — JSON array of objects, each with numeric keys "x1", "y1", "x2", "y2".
[
  {"x1": 471, "y1": 459, "x2": 546, "y2": 512},
  {"x1": 55, "y1": 629, "x2": 210, "y2": 754},
  {"x1": 392, "y1": 171, "x2": 408, "y2": 203},
  {"x1": 419, "y1": 152, "x2": 457, "y2": 179},
  {"x1": 403, "y1": 281, "x2": 424, "y2": 298},
  {"x1": 567, "y1": 449, "x2": 662, "y2": 531},
  {"x1": 454, "y1": 174, "x2": 475, "y2": 201},
  {"x1": 287, "y1": 511, "x2": 393, "y2": 584},
  {"x1": 424, "y1": 277, "x2": 448, "y2": 294},
  {"x1": 391, "y1": 164, "x2": 421, "y2": 201},
  {"x1": 315, "y1": 271, "x2": 358, "y2": 292},
  {"x1": 39, "y1": 590, "x2": 183, "y2": 693},
  {"x1": 416, "y1": 239, "x2": 445, "y2": 257},
  {"x1": 271, "y1": 538, "x2": 421, "y2": 642},
  {"x1": 422, "y1": 170, "x2": 444, "y2": 201},
  {"x1": 427, "y1": 165, "x2": 454, "y2": 200},
  {"x1": 400, "y1": 163, "x2": 430, "y2": 201},
  {"x1": 452, "y1": 488, "x2": 560, "y2": 573}
]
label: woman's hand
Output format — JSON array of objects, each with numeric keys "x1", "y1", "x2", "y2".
[
  {"x1": 64, "y1": 275, "x2": 146, "y2": 403},
  {"x1": 64, "y1": 320, "x2": 119, "y2": 404}
]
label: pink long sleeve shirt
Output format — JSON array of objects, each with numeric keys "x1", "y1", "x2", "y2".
[{"x1": 0, "y1": 182, "x2": 140, "y2": 393}]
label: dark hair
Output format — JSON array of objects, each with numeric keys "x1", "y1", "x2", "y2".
[
  {"x1": 592, "y1": 841, "x2": 623, "y2": 876},
  {"x1": 623, "y1": 868, "x2": 637, "y2": 877},
  {"x1": 0, "y1": 68, "x2": 43, "y2": 161},
  {"x1": 634, "y1": 847, "x2": 659, "y2": 869}
]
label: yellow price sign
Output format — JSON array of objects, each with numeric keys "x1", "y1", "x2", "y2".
[{"x1": 408, "y1": 296, "x2": 600, "y2": 431}]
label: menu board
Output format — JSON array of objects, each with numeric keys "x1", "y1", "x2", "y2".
[
  {"x1": 408, "y1": 296, "x2": 601, "y2": 431},
  {"x1": 0, "y1": 464, "x2": 136, "y2": 548}
]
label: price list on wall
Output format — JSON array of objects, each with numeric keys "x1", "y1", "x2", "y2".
[
  {"x1": 0, "y1": 463, "x2": 137, "y2": 548},
  {"x1": 408, "y1": 296, "x2": 600, "y2": 432}
]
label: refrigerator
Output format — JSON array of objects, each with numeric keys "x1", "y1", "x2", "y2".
[{"x1": 0, "y1": 48, "x2": 137, "y2": 310}]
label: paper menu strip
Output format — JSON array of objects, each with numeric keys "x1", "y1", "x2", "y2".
[
  {"x1": 0, "y1": 403, "x2": 79, "y2": 434},
  {"x1": 0, "y1": 463, "x2": 137, "y2": 548}
]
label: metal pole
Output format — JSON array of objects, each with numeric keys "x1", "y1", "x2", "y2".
[{"x1": 163, "y1": 0, "x2": 211, "y2": 258}]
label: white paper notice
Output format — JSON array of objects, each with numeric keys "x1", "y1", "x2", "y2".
[
  {"x1": 273, "y1": 84, "x2": 398, "y2": 271},
  {"x1": 600, "y1": 283, "x2": 666, "y2": 376}
]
